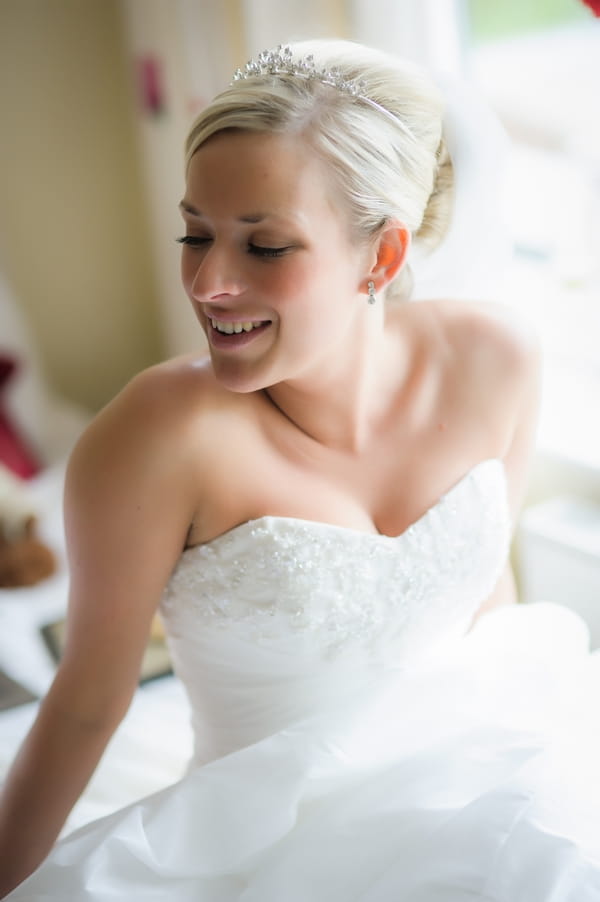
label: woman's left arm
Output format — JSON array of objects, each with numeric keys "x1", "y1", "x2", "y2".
[{"x1": 473, "y1": 307, "x2": 543, "y2": 622}]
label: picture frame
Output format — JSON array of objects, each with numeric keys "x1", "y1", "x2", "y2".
[
  {"x1": 41, "y1": 617, "x2": 173, "y2": 684},
  {"x1": 0, "y1": 668, "x2": 38, "y2": 710}
]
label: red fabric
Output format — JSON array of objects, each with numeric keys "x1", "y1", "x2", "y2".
[
  {"x1": 0, "y1": 355, "x2": 41, "y2": 479},
  {"x1": 580, "y1": 0, "x2": 600, "y2": 15}
]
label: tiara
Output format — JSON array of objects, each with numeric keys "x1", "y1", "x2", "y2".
[
  {"x1": 232, "y1": 44, "x2": 402, "y2": 129},
  {"x1": 233, "y1": 45, "x2": 367, "y2": 96}
]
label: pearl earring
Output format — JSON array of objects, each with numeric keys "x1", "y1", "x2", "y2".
[{"x1": 367, "y1": 281, "x2": 376, "y2": 305}]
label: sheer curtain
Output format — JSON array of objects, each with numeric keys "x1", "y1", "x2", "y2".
[{"x1": 466, "y1": 15, "x2": 600, "y2": 478}]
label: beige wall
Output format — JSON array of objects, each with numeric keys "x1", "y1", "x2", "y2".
[{"x1": 0, "y1": 0, "x2": 163, "y2": 412}]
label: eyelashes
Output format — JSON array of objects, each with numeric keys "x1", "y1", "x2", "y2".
[
  {"x1": 175, "y1": 236, "x2": 208, "y2": 247},
  {"x1": 176, "y1": 236, "x2": 291, "y2": 258},
  {"x1": 249, "y1": 245, "x2": 291, "y2": 258}
]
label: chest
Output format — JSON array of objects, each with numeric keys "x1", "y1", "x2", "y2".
[
  {"x1": 188, "y1": 406, "x2": 499, "y2": 545},
  {"x1": 187, "y1": 346, "x2": 511, "y2": 545}
]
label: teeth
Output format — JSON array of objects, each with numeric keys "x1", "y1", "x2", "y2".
[{"x1": 210, "y1": 318, "x2": 264, "y2": 335}]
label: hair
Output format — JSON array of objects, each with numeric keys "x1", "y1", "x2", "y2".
[{"x1": 184, "y1": 39, "x2": 454, "y2": 302}]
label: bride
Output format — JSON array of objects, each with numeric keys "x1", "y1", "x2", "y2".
[{"x1": 1, "y1": 39, "x2": 599, "y2": 900}]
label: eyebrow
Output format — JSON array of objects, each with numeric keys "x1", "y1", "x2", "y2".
[{"x1": 178, "y1": 201, "x2": 269, "y2": 224}]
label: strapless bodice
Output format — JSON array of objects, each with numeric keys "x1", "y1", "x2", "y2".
[{"x1": 160, "y1": 458, "x2": 510, "y2": 762}]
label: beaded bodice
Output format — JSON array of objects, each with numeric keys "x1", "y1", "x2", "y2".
[{"x1": 160, "y1": 459, "x2": 509, "y2": 762}]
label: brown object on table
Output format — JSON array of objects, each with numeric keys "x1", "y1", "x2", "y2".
[{"x1": 0, "y1": 515, "x2": 56, "y2": 587}]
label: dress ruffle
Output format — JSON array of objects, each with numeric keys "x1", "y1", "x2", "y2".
[{"x1": 10, "y1": 603, "x2": 600, "y2": 901}]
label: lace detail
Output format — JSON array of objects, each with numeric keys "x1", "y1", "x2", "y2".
[{"x1": 161, "y1": 459, "x2": 509, "y2": 659}]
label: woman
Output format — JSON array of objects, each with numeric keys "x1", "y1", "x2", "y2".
[{"x1": 1, "y1": 39, "x2": 599, "y2": 900}]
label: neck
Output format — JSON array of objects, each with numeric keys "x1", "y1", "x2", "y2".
[{"x1": 264, "y1": 307, "x2": 406, "y2": 454}]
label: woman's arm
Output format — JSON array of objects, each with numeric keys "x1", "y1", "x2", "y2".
[{"x1": 0, "y1": 366, "x2": 199, "y2": 896}]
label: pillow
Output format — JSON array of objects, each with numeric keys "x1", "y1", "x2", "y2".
[
  {"x1": 0, "y1": 355, "x2": 41, "y2": 478},
  {"x1": 0, "y1": 269, "x2": 90, "y2": 466}
]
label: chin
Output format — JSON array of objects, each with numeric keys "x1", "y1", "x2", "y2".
[{"x1": 209, "y1": 356, "x2": 275, "y2": 395}]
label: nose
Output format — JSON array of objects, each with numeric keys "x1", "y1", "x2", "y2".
[{"x1": 187, "y1": 242, "x2": 244, "y2": 303}]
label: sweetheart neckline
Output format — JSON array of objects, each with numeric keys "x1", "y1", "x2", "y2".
[{"x1": 182, "y1": 457, "x2": 505, "y2": 554}]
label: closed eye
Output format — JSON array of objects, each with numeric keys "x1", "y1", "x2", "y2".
[
  {"x1": 175, "y1": 235, "x2": 210, "y2": 248},
  {"x1": 248, "y1": 243, "x2": 292, "y2": 258},
  {"x1": 175, "y1": 237, "x2": 292, "y2": 257}
]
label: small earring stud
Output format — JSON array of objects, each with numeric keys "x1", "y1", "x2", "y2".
[{"x1": 367, "y1": 281, "x2": 376, "y2": 305}]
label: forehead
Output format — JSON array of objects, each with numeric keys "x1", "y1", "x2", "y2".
[{"x1": 184, "y1": 130, "x2": 342, "y2": 227}]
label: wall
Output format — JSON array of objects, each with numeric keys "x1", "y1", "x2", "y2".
[
  {"x1": 120, "y1": 0, "x2": 210, "y2": 359},
  {"x1": 0, "y1": 0, "x2": 163, "y2": 412}
]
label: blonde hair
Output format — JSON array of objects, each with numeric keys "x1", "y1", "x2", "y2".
[{"x1": 185, "y1": 40, "x2": 454, "y2": 301}]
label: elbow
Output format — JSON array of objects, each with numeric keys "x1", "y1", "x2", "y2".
[{"x1": 43, "y1": 664, "x2": 137, "y2": 733}]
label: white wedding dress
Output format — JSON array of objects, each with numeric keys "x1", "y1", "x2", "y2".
[{"x1": 9, "y1": 458, "x2": 600, "y2": 900}]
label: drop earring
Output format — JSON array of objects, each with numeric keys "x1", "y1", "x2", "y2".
[{"x1": 367, "y1": 281, "x2": 376, "y2": 305}]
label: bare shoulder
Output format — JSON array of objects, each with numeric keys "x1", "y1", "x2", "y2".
[
  {"x1": 64, "y1": 354, "x2": 231, "y2": 568},
  {"x1": 428, "y1": 299, "x2": 542, "y2": 516},
  {"x1": 72, "y1": 354, "x2": 227, "y2": 463},
  {"x1": 99, "y1": 353, "x2": 225, "y2": 423},
  {"x1": 429, "y1": 299, "x2": 541, "y2": 377},
  {"x1": 430, "y1": 298, "x2": 543, "y2": 435}
]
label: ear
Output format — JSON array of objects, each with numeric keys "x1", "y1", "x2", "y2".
[{"x1": 360, "y1": 223, "x2": 411, "y2": 295}]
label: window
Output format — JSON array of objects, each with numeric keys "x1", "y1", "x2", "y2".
[{"x1": 465, "y1": 1, "x2": 600, "y2": 470}]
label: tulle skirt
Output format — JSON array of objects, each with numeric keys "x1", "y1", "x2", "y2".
[{"x1": 8, "y1": 603, "x2": 600, "y2": 901}]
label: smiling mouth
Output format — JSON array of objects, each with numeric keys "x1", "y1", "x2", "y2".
[{"x1": 210, "y1": 317, "x2": 270, "y2": 335}]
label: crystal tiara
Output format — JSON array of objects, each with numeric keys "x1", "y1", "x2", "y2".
[{"x1": 232, "y1": 44, "x2": 404, "y2": 131}]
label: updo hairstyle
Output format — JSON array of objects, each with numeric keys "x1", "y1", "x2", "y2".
[{"x1": 185, "y1": 39, "x2": 454, "y2": 302}]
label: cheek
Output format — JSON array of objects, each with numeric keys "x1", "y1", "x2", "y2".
[
  {"x1": 238, "y1": 264, "x2": 306, "y2": 314},
  {"x1": 271, "y1": 255, "x2": 331, "y2": 304},
  {"x1": 278, "y1": 254, "x2": 355, "y2": 315},
  {"x1": 271, "y1": 265, "x2": 309, "y2": 298},
  {"x1": 180, "y1": 253, "x2": 194, "y2": 295}
]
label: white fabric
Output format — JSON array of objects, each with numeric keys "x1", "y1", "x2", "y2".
[
  {"x1": 412, "y1": 75, "x2": 514, "y2": 304},
  {"x1": 9, "y1": 458, "x2": 600, "y2": 900}
]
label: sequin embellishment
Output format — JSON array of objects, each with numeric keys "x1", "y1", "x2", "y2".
[{"x1": 161, "y1": 460, "x2": 509, "y2": 658}]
